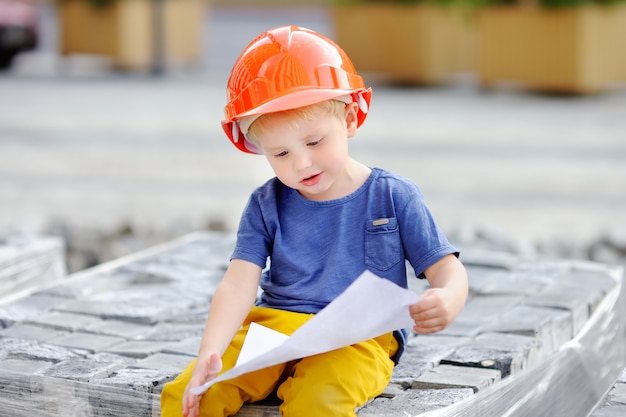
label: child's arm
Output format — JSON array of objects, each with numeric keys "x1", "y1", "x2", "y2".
[
  {"x1": 182, "y1": 258, "x2": 262, "y2": 417},
  {"x1": 409, "y1": 254, "x2": 468, "y2": 334}
]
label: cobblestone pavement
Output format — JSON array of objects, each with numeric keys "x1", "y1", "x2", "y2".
[{"x1": 0, "y1": 233, "x2": 624, "y2": 416}]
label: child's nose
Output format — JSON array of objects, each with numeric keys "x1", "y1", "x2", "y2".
[{"x1": 293, "y1": 152, "x2": 312, "y2": 171}]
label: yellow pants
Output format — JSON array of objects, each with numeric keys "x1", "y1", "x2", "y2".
[{"x1": 160, "y1": 306, "x2": 398, "y2": 417}]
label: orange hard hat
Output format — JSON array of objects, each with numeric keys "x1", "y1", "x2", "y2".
[{"x1": 222, "y1": 25, "x2": 372, "y2": 154}]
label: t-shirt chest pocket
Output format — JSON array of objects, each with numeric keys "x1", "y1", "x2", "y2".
[{"x1": 364, "y1": 217, "x2": 402, "y2": 271}]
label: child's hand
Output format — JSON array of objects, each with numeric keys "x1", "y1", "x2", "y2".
[
  {"x1": 409, "y1": 288, "x2": 460, "y2": 334},
  {"x1": 182, "y1": 352, "x2": 223, "y2": 417}
]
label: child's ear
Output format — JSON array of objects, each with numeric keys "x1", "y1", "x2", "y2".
[{"x1": 345, "y1": 102, "x2": 359, "y2": 137}]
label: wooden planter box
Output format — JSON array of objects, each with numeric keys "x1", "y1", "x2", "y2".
[
  {"x1": 332, "y1": 3, "x2": 478, "y2": 84},
  {"x1": 59, "y1": 0, "x2": 204, "y2": 71},
  {"x1": 478, "y1": 4, "x2": 626, "y2": 93}
]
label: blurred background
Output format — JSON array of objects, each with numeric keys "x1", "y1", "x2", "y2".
[{"x1": 1, "y1": 0, "x2": 625, "y2": 272}]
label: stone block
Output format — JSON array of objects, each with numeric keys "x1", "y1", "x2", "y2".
[
  {"x1": 0, "y1": 337, "x2": 81, "y2": 363},
  {"x1": 56, "y1": 298, "x2": 168, "y2": 325},
  {"x1": 441, "y1": 332, "x2": 539, "y2": 377},
  {"x1": 567, "y1": 264, "x2": 619, "y2": 294},
  {"x1": 38, "y1": 271, "x2": 135, "y2": 299},
  {"x1": 411, "y1": 364, "x2": 501, "y2": 393},
  {"x1": 0, "y1": 294, "x2": 65, "y2": 328},
  {"x1": 83, "y1": 319, "x2": 153, "y2": 339},
  {"x1": 41, "y1": 352, "x2": 135, "y2": 382},
  {"x1": 163, "y1": 306, "x2": 208, "y2": 325},
  {"x1": 525, "y1": 281, "x2": 599, "y2": 336},
  {"x1": 464, "y1": 266, "x2": 512, "y2": 295},
  {"x1": 440, "y1": 295, "x2": 524, "y2": 337},
  {"x1": 161, "y1": 335, "x2": 201, "y2": 357},
  {"x1": 98, "y1": 367, "x2": 174, "y2": 394},
  {"x1": 392, "y1": 335, "x2": 469, "y2": 386},
  {"x1": 106, "y1": 340, "x2": 175, "y2": 359},
  {"x1": 133, "y1": 352, "x2": 191, "y2": 374},
  {"x1": 358, "y1": 388, "x2": 474, "y2": 416},
  {"x1": 458, "y1": 250, "x2": 519, "y2": 270},
  {"x1": 47, "y1": 332, "x2": 126, "y2": 354},
  {"x1": 0, "y1": 234, "x2": 66, "y2": 302},
  {"x1": 0, "y1": 323, "x2": 68, "y2": 343},
  {"x1": 137, "y1": 322, "x2": 204, "y2": 342},
  {"x1": 474, "y1": 269, "x2": 552, "y2": 296},
  {"x1": 0, "y1": 357, "x2": 53, "y2": 375},
  {"x1": 24, "y1": 311, "x2": 102, "y2": 332},
  {"x1": 590, "y1": 404, "x2": 626, "y2": 417},
  {"x1": 480, "y1": 305, "x2": 573, "y2": 359}
]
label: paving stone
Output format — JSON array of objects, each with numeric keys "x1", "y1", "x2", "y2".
[
  {"x1": 464, "y1": 266, "x2": 513, "y2": 295},
  {"x1": 525, "y1": 282, "x2": 599, "y2": 335},
  {"x1": 0, "y1": 234, "x2": 66, "y2": 302},
  {"x1": 590, "y1": 404, "x2": 626, "y2": 417},
  {"x1": 0, "y1": 323, "x2": 69, "y2": 343},
  {"x1": 0, "y1": 357, "x2": 53, "y2": 375},
  {"x1": 378, "y1": 382, "x2": 405, "y2": 398},
  {"x1": 481, "y1": 305, "x2": 573, "y2": 359},
  {"x1": 83, "y1": 319, "x2": 153, "y2": 339},
  {"x1": 440, "y1": 332, "x2": 539, "y2": 377},
  {"x1": 605, "y1": 383, "x2": 626, "y2": 406},
  {"x1": 136, "y1": 322, "x2": 204, "y2": 342},
  {"x1": 163, "y1": 306, "x2": 208, "y2": 325},
  {"x1": 411, "y1": 364, "x2": 501, "y2": 393},
  {"x1": 440, "y1": 295, "x2": 524, "y2": 337},
  {"x1": 56, "y1": 297, "x2": 188, "y2": 325},
  {"x1": 473, "y1": 269, "x2": 552, "y2": 296},
  {"x1": 0, "y1": 294, "x2": 65, "y2": 328},
  {"x1": 97, "y1": 367, "x2": 175, "y2": 394},
  {"x1": 359, "y1": 388, "x2": 475, "y2": 416},
  {"x1": 37, "y1": 271, "x2": 135, "y2": 299},
  {"x1": 24, "y1": 311, "x2": 102, "y2": 332},
  {"x1": 458, "y1": 250, "x2": 519, "y2": 270},
  {"x1": 0, "y1": 337, "x2": 82, "y2": 363},
  {"x1": 47, "y1": 332, "x2": 126, "y2": 354},
  {"x1": 392, "y1": 335, "x2": 469, "y2": 387},
  {"x1": 566, "y1": 268, "x2": 619, "y2": 313},
  {"x1": 161, "y1": 335, "x2": 201, "y2": 357},
  {"x1": 41, "y1": 352, "x2": 135, "y2": 382},
  {"x1": 133, "y1": 352, "x2": 193, "y2": 374},
  {"x1": 106, "y1": 340, "x2": 175, "y2": 359}
]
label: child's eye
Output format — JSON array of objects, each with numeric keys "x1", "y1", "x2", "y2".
[
  {"x1": 307, "y1": 138, "x2": 323, "y2": 147},
  {"x1": 274, "y1": 150, "x2": 288, "y2": 158}
]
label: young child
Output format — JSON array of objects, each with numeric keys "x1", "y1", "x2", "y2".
[{"x1": 160, "y1": 25, "x2": 468, "y2": 417}]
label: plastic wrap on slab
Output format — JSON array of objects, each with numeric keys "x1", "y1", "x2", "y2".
[
  {"x1": 421, "y1": 265, "x2": 626, "y2": 417},
  {"x1": 0, "y1": 369, "x2": 160, "y2": 416}
]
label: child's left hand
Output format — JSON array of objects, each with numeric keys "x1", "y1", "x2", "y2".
[
  {"x1": 409, "y1": 254, "x2": 468, "y2": 334},
  {"x1": 409, "y1": 287, "x2": 461, "y2": 334}
]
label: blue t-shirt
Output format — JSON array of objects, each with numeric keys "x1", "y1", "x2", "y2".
[{"x1": 231, "y1": 167, "x2": 458, "y2": 360}]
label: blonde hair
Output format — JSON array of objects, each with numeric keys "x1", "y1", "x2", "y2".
[{"x1": 247, "y1": 100, "x2": 347, "y2": 147}]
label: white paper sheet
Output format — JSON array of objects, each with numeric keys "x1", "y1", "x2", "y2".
[
  {"x1": 190, "y1": 270, "x2": 420, "y2": 395},
  {"x1": 235, "y1": 322, "x2": 289, "y2": 367}
]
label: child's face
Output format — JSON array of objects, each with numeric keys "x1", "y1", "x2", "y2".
[{"x1": 256, "y1": 103, "x2": 358, "y2": 201}]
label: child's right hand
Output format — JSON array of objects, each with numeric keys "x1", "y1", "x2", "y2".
[{"x1": 182, "y1": 352, "x2": 223, "y2": 417}]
